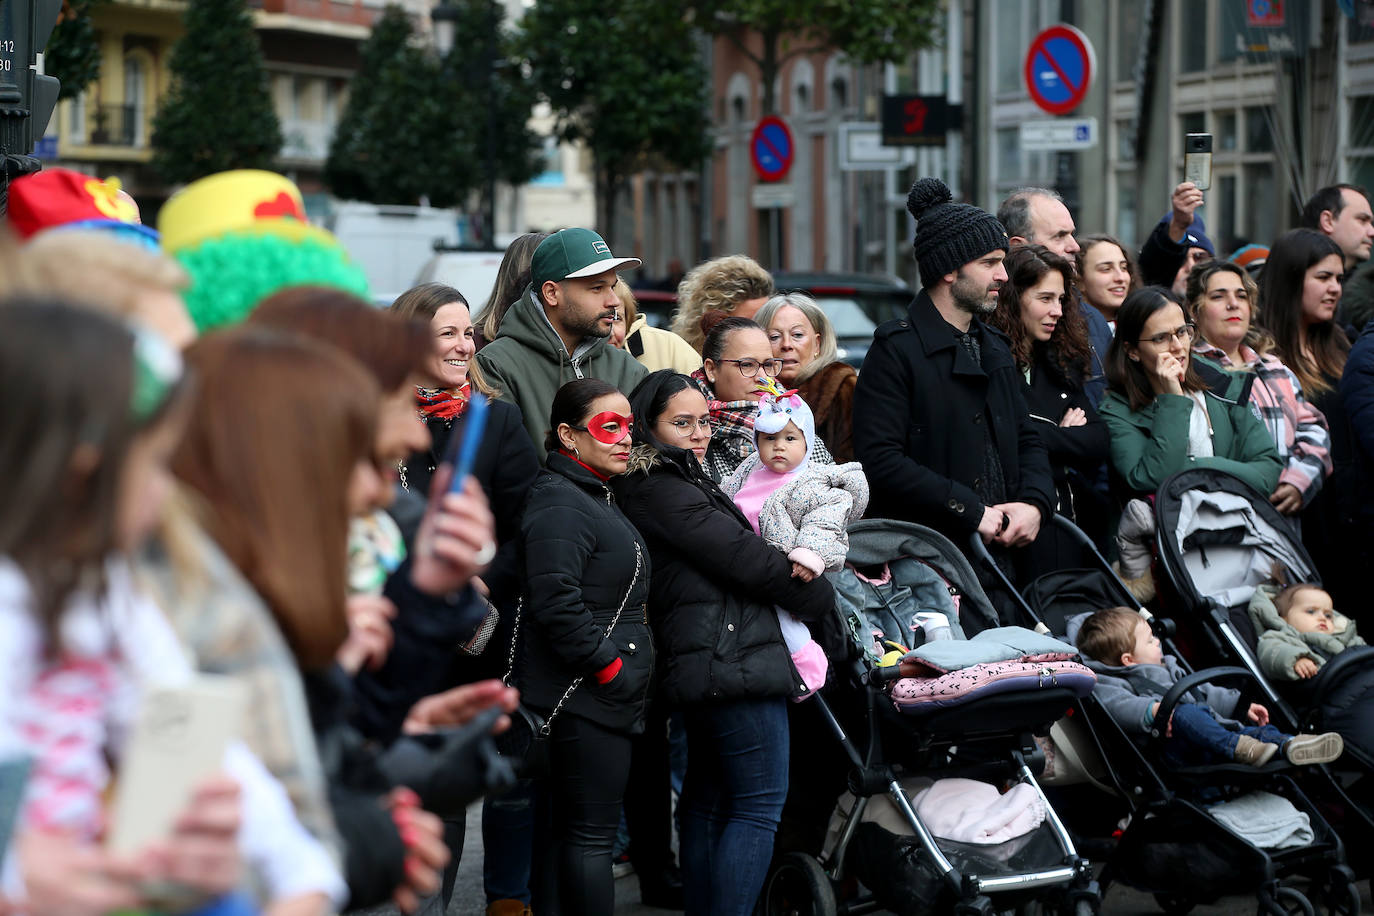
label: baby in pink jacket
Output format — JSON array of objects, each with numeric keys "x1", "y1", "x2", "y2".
[{"x1": 723, "y1": 385, "x2": 868, "y2": 697}]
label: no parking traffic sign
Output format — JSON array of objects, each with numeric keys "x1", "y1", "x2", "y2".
[
  {"x1": 751, "y1": 115, "x2": 794, "y2": 182},
  {"x1": 1023, "y1": 25, "x2": 1096, "y2": 116}
]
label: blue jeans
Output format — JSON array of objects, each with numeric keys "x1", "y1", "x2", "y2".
[
  {"x1": 680, "y1": 697, "x2": 790, "y2": 916},
  {"x1": 1162, "y1": 702, "x2": 1290, "y2": 767},
  {"x1": 483, "y1": 779, "x2": 535, "y2": 903}
]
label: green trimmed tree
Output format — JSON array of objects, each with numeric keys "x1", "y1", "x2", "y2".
[
  {"x1": 440, "y1": 0, "x2": 541, "y2": 221},
  {"x1": 691, "y1": 0, "x2": 942, "y2": 114},
  {"x1": 151, "y1": 0, "x2": 281, "y2": 183},
  {"x1": 325, "y1": 6, "x2": 468, "y2": 205},
  {"x1": 43, "y1": 0, "x2": 107, "y2": 100},
  {"x1": 518, "y1": 0, "x2": 711, "y2": 231},
  {"x1": 326, "y1": 3, "x2": 537, "y2": 211}
]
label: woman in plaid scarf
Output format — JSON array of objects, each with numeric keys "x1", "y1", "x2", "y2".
[
  {"x1": 1187, "y1": 260, "x2": 1332, "y2": 516},
  {"x1": 690, "y1": 312, "x2": 832, "y2": 482}
]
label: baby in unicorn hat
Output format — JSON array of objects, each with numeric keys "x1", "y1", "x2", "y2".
[{"x1": 722, "y1": 379, "x2": 869, "y2": 698}]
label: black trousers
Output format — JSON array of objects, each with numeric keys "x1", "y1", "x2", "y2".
[{"x1": 531, "y1": 712, "x2": 633, "y2": 916}]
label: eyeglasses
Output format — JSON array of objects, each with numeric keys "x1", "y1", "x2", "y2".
[
  {"x1": 658, "y1": 417, "x2": 713, "y2": 437},
  {"x1": 1138, "y1": 324, "x2": 1196, "y2": 346},
  {"x1": 718, "y1": 357, "x2": 784, "y2": 377}
]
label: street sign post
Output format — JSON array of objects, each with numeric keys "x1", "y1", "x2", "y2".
[
  {"x1": 1020, "y1": 117, "x2": 1098, "y2": 152},
  {"x1": 1023, "y1": 25, "x2": 1096, "y2": 116},
  {"x1": 750, "y1": 115, "x2": 794, "y2": 182}
]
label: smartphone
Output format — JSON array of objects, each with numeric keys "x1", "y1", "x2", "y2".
[
  {"x1": 107, "y1": 676, "x2": 245, "y2": 856},
  {"x1": 442, "y1": 391, "x2": 490, "y2": 491},
  {"x1": 1184, "y1": 133, "x2": 1213, "y2": 191}
]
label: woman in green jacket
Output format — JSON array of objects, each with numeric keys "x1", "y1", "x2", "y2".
[{"x1": 1099, "y1": 286, "x2": 1282, "y2": 498}]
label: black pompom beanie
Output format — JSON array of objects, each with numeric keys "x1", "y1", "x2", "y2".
[{"x1": 907, "y1": 177, "x2": 1009, "y2": 284}]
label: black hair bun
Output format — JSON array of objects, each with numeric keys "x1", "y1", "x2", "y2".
[{"x1": 906, "y1": 177, "x2": 952, "y2": 219}]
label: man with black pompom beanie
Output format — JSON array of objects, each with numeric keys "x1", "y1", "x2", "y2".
[{"x1": 854, "y1": 177, "x2": 1055, "y2": 601}]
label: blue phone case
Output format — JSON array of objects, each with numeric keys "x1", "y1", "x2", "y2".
[{"x1": 446, "y1": 392, "x2": 490, "y2": 490}]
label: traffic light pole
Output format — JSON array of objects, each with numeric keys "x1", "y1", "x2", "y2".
[{"x1": 0, "y1": 0, "x2": 64, "y2": 215}]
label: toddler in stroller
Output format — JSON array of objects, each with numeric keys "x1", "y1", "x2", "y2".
[
  {"x1": 1076, "y1": 607, "x2": 1344, "y2": 768},
  {"x1": 722, "y1": 380, "x2": 868, "y2": 697},
  {"x1": 1250, "y1": 582, "x2": 1365, "y2": 681}
]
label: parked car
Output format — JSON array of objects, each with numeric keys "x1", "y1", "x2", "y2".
[{"x1": 770, "y1": 271, "x2": 910, "y2": 368}]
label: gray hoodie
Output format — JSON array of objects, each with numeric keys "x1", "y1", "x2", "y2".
[
  {"x1": 1248, "y1": 584, "x2": 1365, "y2": 682},
  {"x1": 1084, "y1": 654, "x2": 1243, "y2": 736}
]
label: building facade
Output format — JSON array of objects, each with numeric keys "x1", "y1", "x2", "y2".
[{"x1": 970, "y1": 0, "x2": 1374, "y2": 255}]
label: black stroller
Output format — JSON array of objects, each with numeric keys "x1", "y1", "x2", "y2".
[
  {"x1": 969, "y1": 513, "x2": 1359, "y2": 916},
  {"x1": 757, "y1": 519, "x2": 1100, "y2": 916},
  {"x1": 1153, "y1": 469, "x2": 1374, "y2": 868}
]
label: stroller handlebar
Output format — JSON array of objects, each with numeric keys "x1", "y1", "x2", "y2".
[
  {"x1": 864, "y1": 663, "x2": 908, "y2": 687},
  {"x1": 1150, "y1": 665, "x2": 1259, "y2": 738}
]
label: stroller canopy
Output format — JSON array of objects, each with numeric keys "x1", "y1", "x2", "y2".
[{"x1": 1155, "y1": 469, "x2": 1317, "y2": 613}]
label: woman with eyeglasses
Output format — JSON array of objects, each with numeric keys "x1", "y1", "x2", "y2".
[
  {"x1": 513, "y1": 378, "x2": 654, "y2": 916},
  {"x1": 1099, "y1": 286, "x2": 1282, "y2": 499},
  {"x1": 613, "y1": 369, "x2": 836, "y2": 916},
  {"x1": 691, "y1": 312, "x2": 827, "y2": 482}
]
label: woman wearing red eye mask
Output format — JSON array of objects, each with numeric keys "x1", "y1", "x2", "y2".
[{"x1": 511, "y1": 378, "x2": 654, "y2": 915}]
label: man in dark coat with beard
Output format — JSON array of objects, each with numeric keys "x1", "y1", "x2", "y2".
[{"x1": 854, "y1": 178, "x2": 1055, "y2": 584}]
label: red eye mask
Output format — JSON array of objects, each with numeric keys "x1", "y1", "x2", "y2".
[{"x1": 580, "y1": 411, "x2": 634, "y2": 443}]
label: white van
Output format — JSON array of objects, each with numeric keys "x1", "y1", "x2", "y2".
[
  {"x1": 412, "y1": 248, "x2": 508, "y2": 314},
  {"x1": 328, "y1": 202, "x2": 460, "y2": 303}
]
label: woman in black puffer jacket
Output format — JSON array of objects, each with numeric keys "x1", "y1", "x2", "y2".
[
  {"x1": 515, "y1": 379, "x2": 653, "y2": 916},
  {"x1": 613, "y1": 370, "x2": 835, "y2": 916}
]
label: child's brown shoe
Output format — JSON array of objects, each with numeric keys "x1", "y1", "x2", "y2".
[
  {"x1": 1284, "y1": 733, "x2": 1343, "y2": 765},
  {"x1": 1234, "y1": 735, "x2": 1279, "y2": 766}
]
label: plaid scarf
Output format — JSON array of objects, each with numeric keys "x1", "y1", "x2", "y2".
[
  {"x1": 415, "y1": 383, "x2": 470, "y2": 420},
  {"x1": 691, "y1": 369, "x2": 759, "y2": 480}
]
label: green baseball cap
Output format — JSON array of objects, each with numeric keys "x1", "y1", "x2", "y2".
[{"x1": 531, "y1": 228, "x2": 642, "y2": 288}]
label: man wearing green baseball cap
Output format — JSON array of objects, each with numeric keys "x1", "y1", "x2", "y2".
[{"x1": 477, "y1": 228, "x2": 649, "y2": 456}]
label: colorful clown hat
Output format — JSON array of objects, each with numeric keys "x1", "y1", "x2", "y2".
[
  {"x1": 158, "y1": 170, "x2": 368, "y2": 332},
  {"x1": 6, "y1": 169, "x2": 160, "y2": 249}
]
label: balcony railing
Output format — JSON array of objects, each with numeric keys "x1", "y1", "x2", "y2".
[{"x1": 89, "y1": 103, "x2": 140, "y2": 146}]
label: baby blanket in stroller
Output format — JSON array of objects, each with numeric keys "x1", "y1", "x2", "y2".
[
  {"x1": 1208, "y1": 790, "x2": 1314, "y2": 850},
  {"x1": 890, "y1": 627, "x2": 1096, "y2": 712}
]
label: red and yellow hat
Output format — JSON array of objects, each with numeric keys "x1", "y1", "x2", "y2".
[{"x1": 6, "y1": 169, "x2": 159, "y2": 248}]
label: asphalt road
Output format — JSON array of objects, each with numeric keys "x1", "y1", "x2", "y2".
[{"x1": 357, "y1": 803, "x2": 1372, "y2": 916}]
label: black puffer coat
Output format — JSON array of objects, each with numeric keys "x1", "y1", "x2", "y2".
[
  {"x1": 612, "y1": 445, "x2": 836, "y2": 707},
  {"x1": 515, "y1": 451, "x2": 653, "y2": 734}
]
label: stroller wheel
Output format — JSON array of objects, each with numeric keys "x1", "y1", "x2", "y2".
[
  {"x1": 758, "y1": 851, "x2": 837, "y2": 916},
  {"x1": 1152, "y1": 893, "x2": 1196, "y2": 915},
  {"x1": 1319, "y1": 866, "x2": 1361, "y2": 916},
  {"x1": 1258, "y1": 885, "x2": 1316, "y2": 916}
]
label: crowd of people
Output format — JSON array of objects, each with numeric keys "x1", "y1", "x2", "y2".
[{"x1": 0, "y1": 159, "x2": 1372, "y2": 916}]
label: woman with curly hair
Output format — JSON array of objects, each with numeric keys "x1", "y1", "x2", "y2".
[
  {"x1": 670, "y1": 255, "x2": 775, "y2": 353},
  {"x1": 990, "y1": 245, "x2": 1110, "y2": 552}
]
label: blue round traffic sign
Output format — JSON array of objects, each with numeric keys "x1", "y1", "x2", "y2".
[
  {"x1": 751, "y1": 115, "x2": 794, "y2": 182},
  {"x1": 1024, "y1": 25, "x2": 1095, "y2": 116}
]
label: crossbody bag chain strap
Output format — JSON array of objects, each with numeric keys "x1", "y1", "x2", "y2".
[{"x1": 504, "y1": 542, "x2": 643, "y2": 737}]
